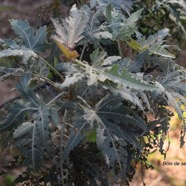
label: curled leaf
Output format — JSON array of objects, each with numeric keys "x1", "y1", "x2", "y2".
[{"x1": 53, "y1": 39, "x2": 79, "y2": 60}]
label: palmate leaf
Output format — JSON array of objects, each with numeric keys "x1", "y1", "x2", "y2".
[
  {"x1": 0, "y1": 20, "x2": 47, "y2": 65},
  {"x1": 90, "y1": 48, "x2": 121, "y2": 67},
  {"x1": 0, "y1": 72, "x2": 55, "y2": 171},
  {"x1": 80, "y1": 6, "x2": 112, "y2": 45},
  {"x1": 64, "y1": 94, "x2": 146, "y2": 181},
  {"x1": 18, "y1": 73, "x2": 51, "y2": 148},
  {"x1": 136, "y1": 29, "x2": 175, "y2": 58},
  {"x1": 51, "y1": 4, "x2": 88, "y2": 48},
  {"x1": 16, "y1": 73, "x2": 42, "y2": 107},
  {"x1": 12, "y1": 106, "x2": 51, "y2": 170},
  {"x1": 13, "y1": 121, "x2": 43, "y2": 171},
  {"x1": 112, "y1": 9, "x2": 143, "y2": 41},
  {"x1": 96, "y1": 124, "x2": 128, "y2": 179},
  {"x1": 0, "y1": 102, "x2": 37, "y2": 131},
  {"x1": 10, "y1": 19, "x2": 47, "y2": 52},
  {"x1": 90, "y1": 48, "x2": 107, "y2": 66},
  {"x1": 75, "y1": 52, "x2": 159, "y2": 91}
]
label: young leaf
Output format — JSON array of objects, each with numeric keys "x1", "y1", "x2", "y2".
[
  {"x1": 90, "y1": 48, "x2": 107, "y2": 66},
  {"x1": 51, "y1": 4, "x2": 88, "y2": 48},
  {"x1": 116, "y1": 9, "x2": 143, "y2": 40},
  {"x1": 90, "y1": 48, "x2": 121, "y2": 67},
  {"x1": 53, "y1": 39, "x2": 79, "y2": 60},
  {"x1": 136, "y1": 29, "x2": 175, "y2": 58},
  {"x1": 80, "y1": 7, "x2": 112, "y2": 44}
]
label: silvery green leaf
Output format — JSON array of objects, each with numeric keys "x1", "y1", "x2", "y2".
[
  {"x1": 0, "y1": 47, "x2": 37, "y2": 64},
  {"x1": 51, "y1": 5, "x2": 89, "y2": 48},
  {"x1": 10, "y1": 19, "x2": 47, "y2": 52},
  {"x1": 102, "y1": 56, "x2": 121, "y2": 66},
  {"x1": 56, "y1": 73, "x2": 84, "y2": 88},
  {"x1": 90, "y1": 48, "x2": 107, "y2": 66},
  {"x1": 137, "y1": 28, "x2": 175, "y2": 58}
]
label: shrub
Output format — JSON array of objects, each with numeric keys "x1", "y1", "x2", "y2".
[{"x1": 0, "y1": 0, "x2": 185, "y2": 185}]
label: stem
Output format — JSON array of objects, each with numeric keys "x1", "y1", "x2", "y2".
[
  {"x1": 33, "y1": 74, "x2": 56, "y2": 87},
  {"x1": 117, "y1": 39, "x2": 123, "y2": 57},
  {"x1": 46, "y1": 91, "x2": 64, "y2": 106},
  {"x1": 60, "y1": 109, "x2": 67, "y2": 186},
  {"x1": 39, "y1": 56, "x2": 64, "y2": 81},
  {"x1": 80, "y1": 41, "x2": 88, "y2": 61},
  {"x1": 77, "y1": 95, "x2": 91, "y2": 109},
  {"x1": 73, "y1": 59, "x2": 87, "y2": 67}
]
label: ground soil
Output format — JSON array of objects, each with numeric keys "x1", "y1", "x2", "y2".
[{"x1": 0, "y1": 1, "x2": 186, "y2": 186}]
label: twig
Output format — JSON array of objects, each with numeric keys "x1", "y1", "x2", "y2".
[
  {"x1": 46, "y1": 91, "x2": 64, "y2": 106},
  {"x1": 80, "y1": 41, "x2": 88, "y2": 61}
]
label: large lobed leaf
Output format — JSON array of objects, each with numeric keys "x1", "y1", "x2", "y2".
[
  {"x1": 10, "y1": 19, "x2": 47, "y2": 52},
  {"x1": 63, "y1": 94, "x2": 146, "y2": 181},
  {"x1": 0, "y1": 72, "x2": 56, "y2": 171}
]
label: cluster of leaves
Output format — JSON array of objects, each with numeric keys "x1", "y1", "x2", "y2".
[
  {"x1": 0, "y1": 0, "x2": 185, "y2": 185},
  {"x1": 134, "y1": 0, "x2": 186, "y2": 47}
]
